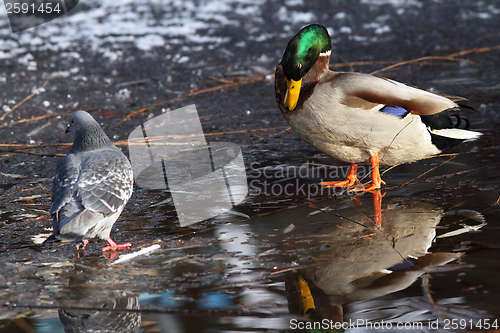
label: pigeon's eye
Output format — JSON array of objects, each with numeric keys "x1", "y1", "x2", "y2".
[{"x1": 71, "y1": 119, "x2": 74, "y2": 124}]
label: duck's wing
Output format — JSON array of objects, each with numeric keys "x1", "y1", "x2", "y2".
[{"x1": 323, "y1": 72, "x2": 459, "y2": 115}]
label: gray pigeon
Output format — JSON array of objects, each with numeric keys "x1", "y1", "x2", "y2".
[{"x1": 44, "y1": 111, "x2": 134, "y2": 251}]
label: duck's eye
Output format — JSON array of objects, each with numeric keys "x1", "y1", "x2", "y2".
[{"x1": 297, "y1": 63, "x2": 302, "y2": 70}]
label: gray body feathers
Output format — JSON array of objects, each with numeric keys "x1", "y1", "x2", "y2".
[{"x1": 45, "y1": 111, "x2": 133, "y2": 244}]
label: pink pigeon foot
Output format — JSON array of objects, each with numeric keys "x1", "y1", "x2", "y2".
[
  {"x1": 76, "y1": 239, "x2": 89, "y2": 250},
  {"x1": 102, "y1": 238, "x2": 132, "y2": 252}
]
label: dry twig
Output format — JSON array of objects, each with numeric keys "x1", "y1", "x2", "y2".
[
  {"x1": 113, "y1": 74, "x2": 268, "y2": 127},
  {"x1": 0, "y1": 81, "x2": 49, "y2": 123},
  {"x1": 370, "y1": 56, "x2": 476, "y2": 75}
]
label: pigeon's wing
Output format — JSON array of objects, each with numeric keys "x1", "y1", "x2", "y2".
[
  {"x1": 76, "y1": 148, "x2": 134, "y2": 216},
  {"x1": 50, "y1": 154, "x2": 82, "y2": 221}
]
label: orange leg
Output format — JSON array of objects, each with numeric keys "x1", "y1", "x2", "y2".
[
  {"x1": 320, "y1": 164, "x2": 359, "y2": 188},
  {"x1": 354, "y1": 155, "x2": 386, "y2": 192},
  {"x1": 102, "y1": 238, "x2": 132, "y2": 252},
  {"x1": 372, "y1": 190, "x2": 383, "y2": 224}
]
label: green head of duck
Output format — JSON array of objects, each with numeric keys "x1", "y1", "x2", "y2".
[
  {"x1": 281, "y1": 24, "x2": 332, "y2": 81},
  {"x1": 280, "y1": 24, "x2": 332, "y2": 110}
]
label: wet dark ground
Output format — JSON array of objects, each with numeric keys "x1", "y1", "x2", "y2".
[{"x1": 1, "y1": 0, "x2": 500, "y2": 332}]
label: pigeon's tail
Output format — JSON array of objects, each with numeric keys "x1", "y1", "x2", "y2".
[
  {"x1": 42, "y1": 231, "x2": 85, "y2": 245},
  {"x1": 42, "y1": 233, "x2": 61, "y2": 244}
]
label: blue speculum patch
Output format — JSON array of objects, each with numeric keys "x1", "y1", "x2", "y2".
[{"x1": 380, "y1": 105, "x2": 408, "y2": 118}]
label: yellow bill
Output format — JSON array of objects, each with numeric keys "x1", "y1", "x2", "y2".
[
  {"x1": 297, "y1": 275, "x2": 315, "y2": 314},
  {"x1": 285, "y1": 78, "x2": 302, "y2": 111}
]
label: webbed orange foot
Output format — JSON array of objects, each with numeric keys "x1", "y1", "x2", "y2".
[
  {"x1": 320, "y1": 164, "x2": 359, "y2": 189},
  {"x1": 352, "y1": 155, "x2": 386, "y2": 193},
  {"x1": 320, "y1": 178, "x2": 358, "y2": 188},
  {"x1": 352, "y1": 179, "x2": 386, "y2": 192}
]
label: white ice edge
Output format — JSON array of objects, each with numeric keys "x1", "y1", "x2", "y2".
[
  {"x1": 436, "y1": 222, "x2": 487, "y2": 239},
  {"x1": 111, "y1": 244, "x2": 161, "y2": 265}
]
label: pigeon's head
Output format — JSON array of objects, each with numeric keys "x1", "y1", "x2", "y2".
[
  {"x1": 65, "y1": 111, "x2": 111, "y2": 151},
  {"x1": 66, "y1": 110, "x2": 100, "y2": 135}
]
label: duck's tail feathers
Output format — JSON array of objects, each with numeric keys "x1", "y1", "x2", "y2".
[
  {"x1": 429, "y1": 128, "x2": 482, "y2": 151},
  {"x1": 430, "y1": 128, "x2": 482, "y2": 141}
]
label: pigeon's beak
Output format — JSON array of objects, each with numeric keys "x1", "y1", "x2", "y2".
[{"x1": 65, "y1": 124, "x2": 70, "y2": 134}]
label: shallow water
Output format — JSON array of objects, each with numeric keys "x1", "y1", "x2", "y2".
[{"x1": 1, "y1": 0, "x2": 500, "y2": 332}]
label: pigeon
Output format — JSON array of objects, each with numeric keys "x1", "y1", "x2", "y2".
[{"x1": 44, "y1": 111, "x2": 134, "y2": 251}]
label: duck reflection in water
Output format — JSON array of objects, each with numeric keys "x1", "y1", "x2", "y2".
[{"x1": 266, "y1": 196, "x2": 478, "y2": 323}]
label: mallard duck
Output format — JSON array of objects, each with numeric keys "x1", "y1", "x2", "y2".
[{"x1": 275, "y1": 24, "x2": 482, "y2": 191}]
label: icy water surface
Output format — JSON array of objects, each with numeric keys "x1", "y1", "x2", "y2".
[{"x1": 1, "y1": 0, "x2": 500, "y2": 332}]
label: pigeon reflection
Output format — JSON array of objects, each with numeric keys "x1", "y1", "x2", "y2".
[
  {"x1": 56, "y1": 266, "x2": 141, "y2": 333},
  {"x1": 271, "y1": 196, "x2": 463, "y2": 322},
  {"x1": 59, "y1": 296, "x2": 141, "y2": 333}
]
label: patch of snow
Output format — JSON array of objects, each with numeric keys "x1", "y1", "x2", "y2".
[
  {"x1": 360, "y1": 0, "x2": 422, "y2": 7},
  {"x1": 0, "y1": 0, "x2": 266, "y2": 62},
  {"x1": 340, "y1": 26, "x2": 352, "y2": 34},
  {"x1": 334, "y1": 12, "x2": 347, "y2": 20},
  {"x1": 135, "y1": 34, "x2": 165, "y2": 51},
  {"x1": 289, "y1": 11, "x2": 316, "y2": 23},
  {"x1": 50, "y1": 71, "x2": 71, "y2": 78},
  {"x1": 285, "y1": 0, "x2": 304, "y2": 5},
  {"x1": 17, "y1": 52, "x2": 37, "y2": 70}
]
